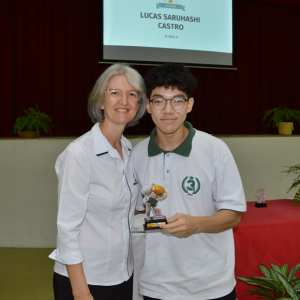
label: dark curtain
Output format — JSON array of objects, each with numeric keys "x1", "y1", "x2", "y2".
[
  {"x1": 255, "y1": 0, "x2": 300, "y2": 6},
  {"x1": 188, "y1": 0, "x2": 300, "y2": 134},
  {"x1": 0, "y1": 0, "x2": 299, "y2": 136}
]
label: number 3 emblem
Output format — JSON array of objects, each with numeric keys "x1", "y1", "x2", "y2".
[{"x1": 182, "y1": 176, "x2": 200, "y2": 196}]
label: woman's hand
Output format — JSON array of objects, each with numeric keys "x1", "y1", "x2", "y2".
[
  {"x1": 67, "y1": 264, "x2": 94, "y2": 300},
  {"x1": 74, "y1": 294, "x2": 94, "y2": 300}
]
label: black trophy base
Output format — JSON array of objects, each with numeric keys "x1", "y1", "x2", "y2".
[
  {"x1": 144, "y1": 217, "x2": 168, "y2": 231},
  {"x1": 255, "y1": 202, "x2": 267, "y2": 208}
]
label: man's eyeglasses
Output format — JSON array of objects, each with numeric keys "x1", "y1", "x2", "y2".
[
  {"x1": 149, "y1": 96, "x2": 188, "y2": 110},
  {"x1": 106, "y1": 88, "x2": 141, "y2": 102}
]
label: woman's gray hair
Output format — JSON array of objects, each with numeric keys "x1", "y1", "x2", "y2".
[{"x1": 88, "y1": 63, "x2": 147, "y2": 127}]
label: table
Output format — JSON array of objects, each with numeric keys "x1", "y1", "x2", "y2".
[
  {"x1": 132, "y1": 200, "x2": 300, "y2": 300},
  {"x1": 234, "y1": 199, "x2": 300, "y2": 299}
]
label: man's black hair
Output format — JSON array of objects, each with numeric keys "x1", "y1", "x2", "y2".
[{"x1": 144, "y1": 63, "x2": 198, "y2": 99}]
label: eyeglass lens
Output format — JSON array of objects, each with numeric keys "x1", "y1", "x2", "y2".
[
  {"x1": 152, "y1": 97, "x2": 186, "y2": 110},
  {"x1": 108, "y1": 89, "x2": 140, "y2": 102}
]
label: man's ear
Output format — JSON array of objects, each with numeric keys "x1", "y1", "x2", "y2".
[
  {"x1": 187, "y1": 97, "x2": 194, "y2": 113},
  {"x1": 146, "y1": 99, "x2": 151, "y2": 114}
]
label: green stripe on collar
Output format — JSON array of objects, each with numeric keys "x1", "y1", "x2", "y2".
[{"x1": 148, "y1": 121, "x2": 195, "y2": 157}]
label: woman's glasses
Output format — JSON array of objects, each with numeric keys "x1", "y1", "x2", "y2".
[{"x1": 106, "y1": 88, "x2": 141, "y2": 102}]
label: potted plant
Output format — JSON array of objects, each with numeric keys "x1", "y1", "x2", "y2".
[
  {"x1": 13, "y1": 105, "x2": 55, "y2": 138},
  {"x1": 263, "y1": 106, "x2": 300, "y2": 135},
  {"x1": 237, "y1": 262, "x2": 300, "y2": 299},
  {"x1": 283, "y1": 164, "x2": 300, "y2": 206}
]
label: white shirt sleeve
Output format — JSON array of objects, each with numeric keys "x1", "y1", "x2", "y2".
[
  {"x1": 212, "y1": 147, "x2": 247, "y2": 212},
  {"x1": 51, "y1": 144, "x2": 90, "y2": 265}
]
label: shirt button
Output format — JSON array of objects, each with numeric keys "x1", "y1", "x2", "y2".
[
  {"x1": 166, "y1": 170, "x2": 169, "y2": 173},
  {"x1": 166, "y1": 154, "x2": 169, "y2": 157}
]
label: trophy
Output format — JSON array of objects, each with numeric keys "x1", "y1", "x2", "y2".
[
  {"x1": 142, "y1": 184, "x2": 168, "y2": 231},
  {"x1": 255, "y1": 188, "x2": 267, "y2": 207}
]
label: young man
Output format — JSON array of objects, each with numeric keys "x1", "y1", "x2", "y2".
[{"x1": 132, "y1": 64, "x2": 247, "y2": 300}]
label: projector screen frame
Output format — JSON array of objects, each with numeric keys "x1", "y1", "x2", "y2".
[{"x1": 100, "y1": 0, "x2": 236, "y2": 70}]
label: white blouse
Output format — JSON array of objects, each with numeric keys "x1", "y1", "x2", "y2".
[{"x1": 49, "y1": 123, "x2": 139, "y2": 285}]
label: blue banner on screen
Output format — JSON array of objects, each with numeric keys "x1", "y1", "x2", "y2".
[
  {"x1": 103, "y1": 0, "x2": 233, "y2": 67},
  {"x1": 156, "y1": 3, "x2": 185, "y2": 11}
]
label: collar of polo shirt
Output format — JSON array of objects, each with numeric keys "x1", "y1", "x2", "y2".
[{"x1": 148, "y1": 121, "x2": 196, "y2": 157}]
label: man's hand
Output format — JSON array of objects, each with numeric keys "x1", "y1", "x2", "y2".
[
  {"x1": 160, "y1": 213, "x2": 198, "y2": 237},
  {"x1": 160, "y1": 210, "x2": 241, "y2": 238}
]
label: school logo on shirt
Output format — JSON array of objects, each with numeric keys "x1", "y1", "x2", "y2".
[{"x1": 182, "y1": 176, "x2": 200, "y2": 196}]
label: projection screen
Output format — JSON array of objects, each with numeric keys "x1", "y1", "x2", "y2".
[{"x1": 102, "y1": 0, "x2": 234, "y2": 68}]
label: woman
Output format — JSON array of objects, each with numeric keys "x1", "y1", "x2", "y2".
[{"x1": 49, "y1": 63, "x2": 146, "y2": 300}]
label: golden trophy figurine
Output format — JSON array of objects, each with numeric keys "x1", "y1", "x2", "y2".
[{"x1": 142, "y1": 184, "x2": 168, "y2": 231}]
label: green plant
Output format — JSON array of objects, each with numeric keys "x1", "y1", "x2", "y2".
[
  {"x1": 13, "y1": 105, "x2": 55, "y2": 135},
  {"x1": 237, "y1": 263, "x2": 300, "y2": 300},
  {"x1": 263, "y1": 106, "x2": 300, "y2": 128},
  {"x1": 283, "y1": 164, "x2": 300, "y2": 206}
]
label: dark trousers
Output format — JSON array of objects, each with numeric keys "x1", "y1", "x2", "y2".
[
  {"x1": 143, "y1": 287, "x2": 236, "y2": 300},
  {"x1": 53, "y1": 272, "x2": 133, "y2": 300}
]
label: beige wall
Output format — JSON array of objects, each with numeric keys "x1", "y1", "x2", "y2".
[{"x1": 0, "y1": 136, "x2": 299, "y2": 247}]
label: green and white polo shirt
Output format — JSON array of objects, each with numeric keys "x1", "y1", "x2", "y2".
[{"x1": 131, "y1": 121, "x2": 246, "y2": 300}]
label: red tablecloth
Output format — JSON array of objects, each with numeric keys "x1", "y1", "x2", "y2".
[{"x1": 234, "y1": 199, "x2": 300, "y2": 299}]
